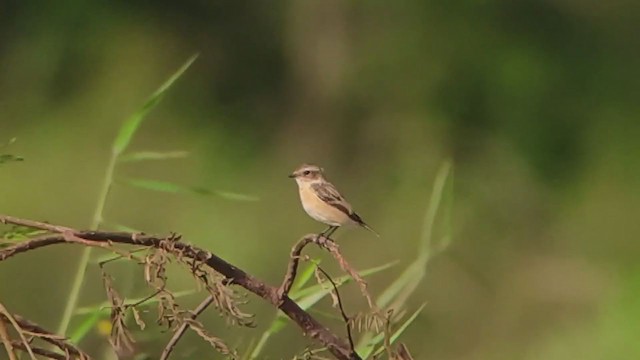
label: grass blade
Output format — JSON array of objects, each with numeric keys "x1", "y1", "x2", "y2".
[
  {"x1": 0, "y1": 154, "x2": 24, "y2": 164},
  {"x1": 377, "y1": 161, "x2": 452, "y2": 309},
  {"x1": 122, "y1": 178, "x2": 259, "y2": 201},
  {"x1": 69, "y1": 310, "x2": 103, "y2": 344},
  {"x1": 292, "y1": 262, "x2": 320, "y2": 293},
  {"x1": 123, "y1": 178, "x2": 187, "y2": 193},
  {"x1": 355, "y1": 161, "x2": 453, "y2": 358},
  {"x1": 112, "y1": 54, "x2": 198, "y2": 155},
  {"x1": 212, "y1": 190, "x2": 260, "y2": 202},
  {"x1": 420, "y1": 160, "x2": 453, "y2": 254},
  {"x1": 118, "y1": 150, "x2": 189, "y2": 162}
]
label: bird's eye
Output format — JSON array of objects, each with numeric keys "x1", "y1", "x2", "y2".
[{"x1": 303, "y1": 170, "x2": 311, "y2": 175}]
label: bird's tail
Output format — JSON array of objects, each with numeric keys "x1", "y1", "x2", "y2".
[
  {"x1": 360, "y1": 222, "x2": 380, "y2": 237},
  {"x1": 350, "y1": 211, "x2": 379, "y2": 237}
]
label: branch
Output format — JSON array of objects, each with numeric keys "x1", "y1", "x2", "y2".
[
  {"x1": 0, "y1": 312, "x2": 91, "y2": 359},
  {"x1": 278, "y1": 235, "x2": 315, "y2": 298},
  {"x1": 279, "y1": 234, "x2": 374, "y2": 309},
  {"x1": 0, "y1": 215, "x2": 360, "y2": 360},
  {"x1": 315, "y1": 265, "x2": 355, "y2": 354},
  {"x1": 160, "y1": 295, "x2": 214, "y2": 360}
]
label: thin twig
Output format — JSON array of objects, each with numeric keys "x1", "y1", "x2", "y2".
[
  {"x1": 0, "y1": 318, "x2": 17, "y2": 360},
  {"x1": 11, "y1": 343, "x2": 68, "y2": 360},
  {"x1": 0, "y1": 312, "x2": 91, "y2": 359},
  {"x1": 160, "y1": 294, "x2": 215, "y2": 360},
  {"x1": 315, "y1": 265, "x2": 355, "y2": 354},
  {"x1": 0, "y1": 303, "x2": 36, "y2": 360},
  {"x1": 0, "y1": 215, "x2": 74, "y2": 234}
]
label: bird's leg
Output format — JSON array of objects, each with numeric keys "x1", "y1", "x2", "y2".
[
  {"x1": 325, "y1": 226, "x2": 338, "y2": 239},
  {"x1": 318, "y1": 226, "x2": 333, "y2": 239}
]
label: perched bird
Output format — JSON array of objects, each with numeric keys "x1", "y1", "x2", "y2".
[{"x1": 288, "y1": 163, "x2": 379, "y2": 238}]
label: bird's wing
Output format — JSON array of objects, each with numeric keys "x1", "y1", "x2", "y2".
[{"x1": 311, "y1": 182, "x2": 359, "y2": 221}]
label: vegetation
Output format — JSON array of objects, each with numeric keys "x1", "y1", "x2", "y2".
[{"x1": 1, "y1": 1, "x2": 638, "y2": 359}]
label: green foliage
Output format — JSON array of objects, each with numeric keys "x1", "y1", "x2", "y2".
[
  {"x1": 1, "y1": 226, "x2": 46, "y2": 242},
  {"x1": 356, "y1": 161, "x2": 453, "y2": 358},
  {"x1": 3, "y1": 1, "x2": 632, "y2": 357}
]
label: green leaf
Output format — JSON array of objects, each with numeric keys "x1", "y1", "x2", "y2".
[
  {"x1": 123, "y1": 178, "x2": 188, "y2": 193},
  {"x1": 74, "y1": 290, "x2": 197, "y2": 315},
  {"x1": 122, "y1": 178, "x2": 259, "y2": 201},
  {"x1": 0, "y1": 154, "x2": 24, "y2": 164},
  {"x1": 419, "y1": 160, "x2": 453, "y2": 255},
  {"x1": 118, "y1": 150, "x2": 189, "y2": 162},
  {"x1": 69, "y1": 309, "x2": 103, "y2": 344},
  {"x1": 112, "y1": 54, "x2": 198, "y2": 156},
  {"x1": 292, "y1": 261, "x2": 320, "y2": 293},
  {"x1": 1, "y1": 227, "x2": 46, "y2": 241},
  {"x1": 375, "y1": 257, "x2": 426, "y2": 311},
  {"x1": 213, "y1": 190, "x2": 260, "y2": 202}
]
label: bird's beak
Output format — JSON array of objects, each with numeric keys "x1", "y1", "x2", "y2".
[{"x1": 288, "y1": 173, "x2": 296, "y2": 178}]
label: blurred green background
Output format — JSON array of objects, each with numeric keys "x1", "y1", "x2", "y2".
[{"x1": 1, "y1": 1, "x2": 640, "y2": 359}]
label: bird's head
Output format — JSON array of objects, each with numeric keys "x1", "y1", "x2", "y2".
[{"x1": 288, "y1": 164, "x2": 325, "y2": 185}]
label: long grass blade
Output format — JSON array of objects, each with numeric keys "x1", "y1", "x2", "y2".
[
  {"x1": 112, "y1": 54, "x2": 198, "y2": 155},
  {"x1": 118, "y1": 150, "x2": 189, "y2": 162},
  {"x1": 355, "y1": 161, "x2": 453, "y2": 358},
  {"x1": 122, "y1": 178, "x2": 259, "y2": 201}
]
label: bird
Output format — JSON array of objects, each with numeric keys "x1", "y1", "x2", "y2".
[{"x1": 288, "y1": 163, "x2": 379, "y2": 238}]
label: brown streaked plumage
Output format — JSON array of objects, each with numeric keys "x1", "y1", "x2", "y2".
[{"x1": 289, "y1": 164, "x2": 379, "y2": 238}]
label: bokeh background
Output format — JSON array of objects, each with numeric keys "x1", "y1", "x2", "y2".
[{"x1": 1, "y1": 1, "x2": 640, "y2": 359}]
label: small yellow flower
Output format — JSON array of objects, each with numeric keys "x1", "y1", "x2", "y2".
[{"x1": 96, "y1": 319, "x2": 112, "y2": 336}]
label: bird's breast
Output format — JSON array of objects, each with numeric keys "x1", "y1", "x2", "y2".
[{"x1": 298, "y1": 185, "x2": 351, "y2": 226}]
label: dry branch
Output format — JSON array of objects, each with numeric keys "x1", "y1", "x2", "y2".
[
  {"x1": 0, "y1": 312, "x2": 91, "y2": 360},
  {"x1": 0, "y1": 214, "x2": 361, "y2": 360},
  {"x1": 279, "y1": 234, "x2": 374, "y2": 308},
  {"x1": 160, "y1": 295, "x2": 214, "y2": 360}
]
